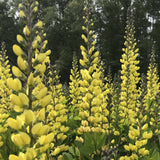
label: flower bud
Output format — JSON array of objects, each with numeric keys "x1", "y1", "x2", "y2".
[
  {"x1": 36, "y1": 20, "x2": 43, "y2": 29},
  {"x1": 17, "y1": 56, "x2": 27, "y2": 71},
  {"x1": 27, "y1": 73, "x2": 34, "y2": 86},
  {"x1": 13, "y1": 44, "x2": 24, "y2": 56},
  {"x1": 20, "y1": 10, "x2": 25, "y2": 18},
  {"x1": 12, "y1": 66, "x2": 22, "y2": 78},
  {"x1": 23, "y1": 25, "x2": 30, "y2": 36}
]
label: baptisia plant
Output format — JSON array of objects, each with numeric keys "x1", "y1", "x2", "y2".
[{"x1": 6, "y1": 0, "x2": 55, "y2": 159}]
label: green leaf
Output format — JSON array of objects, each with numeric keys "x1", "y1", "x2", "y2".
[
  {"x1": 69, "y1": 146, "x2": 75, "y2": 156},
  {"x1": 96, "y1": 133, "x2": 107, "y2": 149},
  {"x1": 151, "y1": 151, "x2": 160, "y2": 160},
  {"x1": 62, "y1": 152, "x2": 73, "y2": 160}
]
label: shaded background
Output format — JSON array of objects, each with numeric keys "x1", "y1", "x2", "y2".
[{"x1": 1, "y1": 0, "x2": 160, "y2": 83}]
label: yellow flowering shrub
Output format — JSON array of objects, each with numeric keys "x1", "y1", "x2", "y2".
[{"x1": 0, "y1": 0, "x2": 160, "y2": 159}]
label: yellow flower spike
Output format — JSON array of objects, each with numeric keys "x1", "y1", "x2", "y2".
[
  {"x1": 39, "y1": 95, "x2": 51, "y2": 107},
  {"x1": 27, "y1": 72, "x2": 34, "y2": 86},
  {"x1": 7, "y1": 118, "x2": 22, "y2": 130},
  {"x1": 9, "y1": 155, "x2": 19, "y2": 160},
  {"x1": 23, "y1": 110, "x2": 35, "y2": 124},
  {"x1": 36, "y1": 20, "x2": 43, "y2": 29},
  {"x1": 13, "y1": 44, "x2": 24, "y2": 56},
  {"x1": 17, "y1": 56, "x2": 27, "y2": 71},
  {"x1": 12, "y1": 66, "x2": 23, "y2": 78},
  {"x1": 20, "y1": 10, "x2": 25, "y2": 18},
  {"x1": 23, "y1": 25, "x2": 30, "y2": 36},
  {"x1": 10, "y1": 94, "x2": 23, "y2": 107}
]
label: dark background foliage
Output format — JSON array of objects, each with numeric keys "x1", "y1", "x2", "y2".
[{"x1": 1, "y1": 0, "x2": 160, "y2": 83}]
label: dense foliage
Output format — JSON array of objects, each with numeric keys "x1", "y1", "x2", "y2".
[{"x1": 1, "y1": 0, "x2": 160, "y2": 160}]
